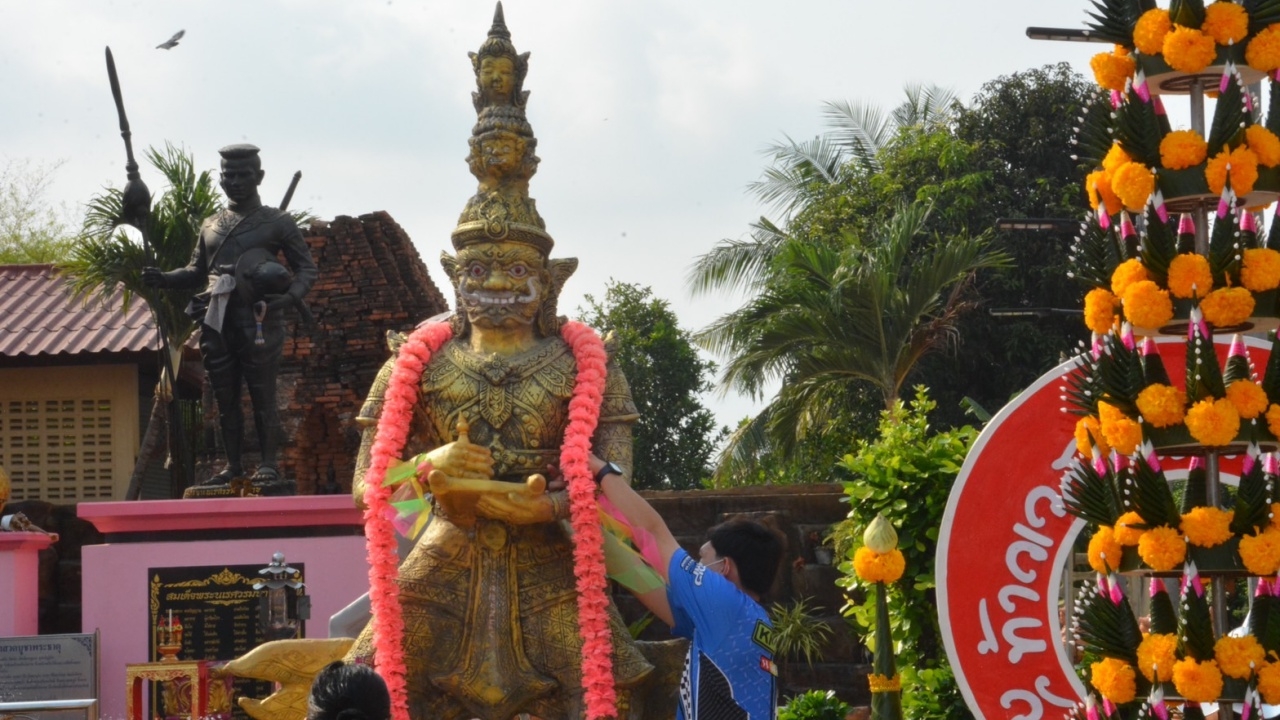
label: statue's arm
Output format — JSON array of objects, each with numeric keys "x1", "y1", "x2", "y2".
[
  {"x1": 352, "y1": 350, "x2": 399, "y2": 510},
  {"x1": 160, "y1": 228, "x2": 208, "y2": 290},
  {"x1": 278, "y1": 217, "x2": 318, "y2": 300}
]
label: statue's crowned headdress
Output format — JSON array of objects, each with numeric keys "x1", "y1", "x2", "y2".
[{"x1": 452, "y1": 2, "x2": 552, "y2": 255}]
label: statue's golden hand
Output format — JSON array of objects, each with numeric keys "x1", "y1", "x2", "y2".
[
  {"x1": 423, "y1": 419, "x2": 494, "y2": 480},
  {"x1": 475, "y1": 485, "x2": 556, "y2": 525}
]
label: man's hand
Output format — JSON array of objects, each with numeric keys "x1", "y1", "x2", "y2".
[{"x1": 142, "y1": 267, "x2": 169, "y2": 289}]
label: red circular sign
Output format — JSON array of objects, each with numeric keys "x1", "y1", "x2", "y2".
[{"x1": 938, "y1": 335, "x2": 1266, "y2": 719}]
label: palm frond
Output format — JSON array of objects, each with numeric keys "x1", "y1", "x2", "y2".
[
  {"x1": 820, "y1": 100, "x2": 890, "y2": 172},
  {"x1": 748, "y1": 134, "x2": 853, "y2": 217}
]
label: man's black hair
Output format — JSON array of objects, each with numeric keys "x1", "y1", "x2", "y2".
[
  {"x1": 307, "y1": 661, "x2": 391, "y2": 720},
  {"x1": 708, "y1": 517, "x2": 785, "y2": 598}
]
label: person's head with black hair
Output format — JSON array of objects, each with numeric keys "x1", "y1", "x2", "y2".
[
  {"x1": 699, "y1": 517, "x2": 785, "y2": 600},
  {"x1": 307, "y1": 661, "x2": 390, "y2": 720}
]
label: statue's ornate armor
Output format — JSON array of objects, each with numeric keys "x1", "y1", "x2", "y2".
[{"x1": 349, "y1": 334, "x2": 652, "y2": 720}]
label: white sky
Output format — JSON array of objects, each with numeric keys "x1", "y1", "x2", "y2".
[{"x1": 1, "y1": 0, "x2": 1104, "y2": 427}]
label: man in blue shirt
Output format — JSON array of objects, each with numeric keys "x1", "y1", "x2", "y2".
[{"x1": 588, "y1": 455, "x2": 784, "y2": 719}]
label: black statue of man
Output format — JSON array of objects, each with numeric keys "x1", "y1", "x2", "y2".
[{"x1": 143, "y1": 144, "x2": 316, "y2": 487}]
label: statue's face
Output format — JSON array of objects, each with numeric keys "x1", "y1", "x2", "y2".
[
  {"x1": 481, "y1": 132, "x2": 526, "y2": 179},
  {"x1": 220, "y1": 158, "x2": 264, "y2": 205},
  {"x1": 479, "y1": 56, "x2": 515, "y2": 103},
  {"x1": 454, "y1": 242, "x2": 546, "y2": 330}
]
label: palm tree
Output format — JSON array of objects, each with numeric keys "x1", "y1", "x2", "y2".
[
  {"x1": 60, "y1": 143, "x2": 222, "y2": 495},
  {"x1": 696, "y1": 201, "x2": 1009, "y2": 482},
  {"x1": 690, "y1": 84, "x2": 960, "y2": 298}
]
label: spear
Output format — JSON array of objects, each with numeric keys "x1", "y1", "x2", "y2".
[{"x1": 104, "y1": 47, "x2": 153, "y2": 258}]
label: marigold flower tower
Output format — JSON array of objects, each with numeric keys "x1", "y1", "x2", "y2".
[{"x1": 1061, "y1": 1, "x2": 1280, "y2": 718}]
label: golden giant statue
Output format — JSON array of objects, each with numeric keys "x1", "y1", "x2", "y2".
[{"x1": 342, "y1": 6, "x2": 668, "y2": 719}]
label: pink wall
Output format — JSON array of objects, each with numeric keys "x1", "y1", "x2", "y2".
[
  {"x1": 79, "y1": 497, "x2": 369, "y2": 719},
  {"x1": 0, "y1": 532, "x2": 53, "y2": 636}
]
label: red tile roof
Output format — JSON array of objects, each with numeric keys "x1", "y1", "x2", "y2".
[{"x1": 0, "y1": 264, "x2": 159, "y2": 357}]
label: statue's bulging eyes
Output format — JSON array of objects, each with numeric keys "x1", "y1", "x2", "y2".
[
  {"x1": 508, "y1": 264, "x2": 528, "y2": 279},
  {"x1": 468, "y1": 262, "x2": 487, "y2": 279}
]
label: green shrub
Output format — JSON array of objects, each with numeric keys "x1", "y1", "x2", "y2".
[{"x1": 778, "y1": 690, "x2": 851, "y2": 720}]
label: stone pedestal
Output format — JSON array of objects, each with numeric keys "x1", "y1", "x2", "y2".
[
  {"x1": 0, "y1": 532, "x2": 53, "y2": 636},
  {"x1": 78, "y1": 496, "x2": 368, "y2": 719}
]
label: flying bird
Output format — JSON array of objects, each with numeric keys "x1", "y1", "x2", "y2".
[{"x1": 155, "y1": 30, "x2": 185, "y2": 50}]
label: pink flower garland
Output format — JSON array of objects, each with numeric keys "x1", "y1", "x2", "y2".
[
  {"x1": 559, "y1": 320, "x2": 616, "y2": 718},
  {"x1": 362, "y1": 321, "x2": 453, "y2": 720},
  {"x1": 362, "y1": 320, "x2": 616, "y2": 720}
]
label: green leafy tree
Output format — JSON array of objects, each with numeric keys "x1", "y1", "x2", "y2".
[
  {"x1": 0, "y1": 158, "x2": 74, "y2": 264},
  {"x1": 696, "y1": 201, "x2": 1007, "y2": 483},
  {"x1": 60, "y1": 143, "x2": 222, "y2": 492},
  {"x1": 580, "y1": 282, "x2": 725, "y2": 489},
  {"x1": 833, "y1": 388, "x2": 977, "y2": 720}
]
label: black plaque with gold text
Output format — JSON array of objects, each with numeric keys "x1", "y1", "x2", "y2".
[{"x1": 148, "y1": 564, "x2": 305, "y2": 720}]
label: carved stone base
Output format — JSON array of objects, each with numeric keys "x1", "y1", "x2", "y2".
[{"x1": 183, "y1": 476, "x2": 298, "y2": 499}]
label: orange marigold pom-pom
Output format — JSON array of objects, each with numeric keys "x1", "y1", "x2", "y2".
[
  {"x1": 1208, "y1": 146, "x2": 1261, "y2": 195},
  {"x1": 1167, "y1": 253, "x2": 1213, "y2": 298},
  {"x1": 1112, "y1": 162, "x2": 1156, "y2": 212},
  {"x1": 1172, "y1": 657, "x2": 1225, "y2": 702},
  {"x1": 1135, "y1": 9, "x2": 1173, "y2": 55},
  {"x1": 1123, "y1": 280, "x2": 1175, "y2": 329},
  {"x1": 1201, "y1": 286, "x2": 1256, "y2": 327},
  {"x1": 1185, "y1": 397, "x2": 1242, "y2": 446},
  {"x1": 1114, "y1": 510, "x2": 1146, "y2": 546},
  {"x1": 1161, "y1": 129, "x2": 1209, "y2": 170},
  {"x1": 1075, "y1": 415, "x2": 1110, "y2": 456},
  {"x1": 1242, "y1": 248, "x2": 1280, "y2": 292},
  {"x1": 1103, "y1": 142, "x2": 1134, "y2": 174},
  {"x1": 1227, "y1": 380, "x2": 1269, "y2": 419},
  {"x1": 1164, "y1": 26, "x2": 1218, "y2": 73},
  {"x1": 1247, "y1": 24, "x2": 1280, "y2": 73},
  {"x1": 1085, "y1": 287, "x2": 1119, "y2": 334},
  {"x1": 1269, "y1": 404, "x2": 1280, "y2": 439},
  {"x1": 1180, "y1": 505, "x2": 1234, "y2": 548},
  {"x1": 1111, "y1": 258, "x2": 1151, "y2": 299},
  {"x1": 1137, "y1": 383, "x2": 1186, "y2": 428},
  {"x1": 1086, "y1": 170, "x2": 1123, "y2": 214},
  {"x1": 1092, "y1": 49, "x2": 1135, "y2": 92},
  {"x1": 1088, "y1": 526, "x2": 1124, "y2": 574},
  {"x1": 1138, "y1": 525, "x2": 1187, "y2": 571},
  {"x1": 1261, "y1": 661, "x2": 1280, "y2": 705},
  {"x1": 1215, "y1": 635, "x2": 1265, "y2": 680},
  {"x1": 1202, "y1": 2, "x2": 1249, "y2": 45},
  {"x1": 1247, "y1": 125, "x2": 1280, "y2": 167},
  {"x1": 853, "y1": 546, "x2": 905, "y2": 584},
  {"x1": 1240, "y1": 527, "x2": 1280, "y2": 575},
  {"x1": 1138, "y1": 632, "x2": 1179, "y2": 682},
  {"x1": 1091, "y1": 657, "x2": 1137, "y2": 704}
]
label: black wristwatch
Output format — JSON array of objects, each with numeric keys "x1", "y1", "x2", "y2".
[{"x1": 593, "y1": 461, "x2": 624, "y2": 486}]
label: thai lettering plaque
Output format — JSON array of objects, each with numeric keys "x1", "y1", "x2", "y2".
[
  {"x1": 149, "y1": 564, "x2": 305, "y2": 720},
  {"x1": 0, "y1": 633, "x2": 97, "y2": 720}
]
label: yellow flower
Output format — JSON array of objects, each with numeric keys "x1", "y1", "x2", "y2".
[
  {"x1": 1161, "y1": 129, "x2": 1209, "y2": 170},
  {"x1": 1137, "y1": 384, "x2": 1186, "y2": 427},
  {"x1": 1243, "y1": 248, "x2": 1280, "y2": 291},
  {"x1": 1135, "y1": 8, "x2": 1173, "y2": 55},
  {"x1": 1202, "y1": 2, "x2": 1249, "y2": 45},
  {"x1": 1247, "y1": 25, "x2": 1280, "y2": 73},
  {"x1": 1091, "y1": 657, "x2": 1137, "y2": 704},
  {"x1": 1111, "y1": 258, "x2": 1151, "y2": 299},
  {"x1": 1114, "y1": 510, "x2": 1146, "y2": 546},
  {"x1": 1248, "y1": 125, "x2": 1280, "y2": 167},
  {"x1": 1086, "y1": 170, "x2": 1123, "y2": 214},
  {"x1": 1088, "y1": 525, "x2": 1124, "y2": 574},
  {"x1": 1240, "y1": 527, "x2": 1280, "y2": 575},
  {"x1": 1112, "y1": 162, "x2": 1156, "y2": 212},
  {"x1": 1138, "y1": 633, "x2": 1179, "y2": 682},
  {"x1": 1075, "y1": 415, "x2": 1110, "y2": 456},
  {"x1": 1262, "y1": 661, "x2": 1280, "y2": 705},
  {"x1": 853, "y1": 546, "x2": 905, "y2": 584},
  {"x1": 1167, "y1": 253, "x2": 1213, "y2": 298},
  {"x1": 1272, "y1": 502, "x2": 1280, "y2": 531},
  {"x1": 1164, "y1": 26, "x2": 1219, "y2": 73},
  {"x1": 1085, "y1": 287, "x2": 1119, "y2": 334},
  {"x1": 1181, "y1": 506, "x2": 1234, "y2": 548},
  {"x1": 1138, "y1": 525, "x2": 1187, "y2": 571},
  {"x1": 1228, "y1": 379, "x2": 1269, "y2": 419},
  {"x1": 1101, "y1": 413, "x2": 1143, "y2": 455},
  {"x1": 1185, "y1": 397, "x2": 1242, "y2": 446},
  {"x1": 1123, "y1": 280, "x2": 1175, "y2": 329},
  {"x1": 1269, "y1": 404, "x2": 1280, "y2": 439},
  {"x1": 1207, "y1": 146, "x2": 1261, "y2": 195},
  {"x1": 1202, "y1": 286, "x2": 1256, "y2": 327},
  {"x1": 1216, "y1": 635, "x2": 1265, "y2": 680},
  {"x1": 1103, "y1": 142, "x2": 1134, "y2": 175},
  {"x1": 1172, "y1": 657, "x2": 1225, "y2": 702},
  {"x1": 1092, "y1": 48, "x2": 1136, "y2": 92}
]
